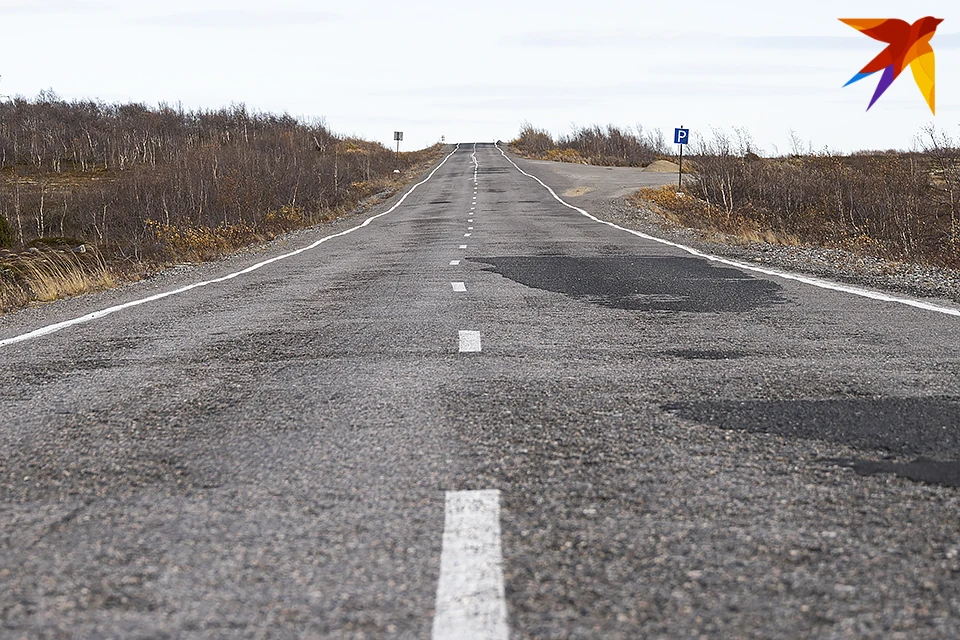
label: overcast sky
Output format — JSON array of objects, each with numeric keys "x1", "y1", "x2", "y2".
[{"x1": 1, "y1": 0, "x2": 957, "y2": 154}]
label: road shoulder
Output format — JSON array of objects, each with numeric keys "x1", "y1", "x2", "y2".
[{"x1": 507, "y1": 151, "x2": 960, "y2": 306}]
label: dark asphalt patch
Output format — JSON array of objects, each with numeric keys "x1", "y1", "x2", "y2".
[
  {"x1": 852, "y1": 458, "x2": 960, "y2": 488},
  {"x1": 472, "y1": 256, "x2": 783, "y2": 312},
  {"x1": 663, "y1": 397, "x2": 960, "y2": 460}
]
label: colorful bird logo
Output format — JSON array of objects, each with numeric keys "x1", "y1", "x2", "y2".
[{"x1": 840, "y1": 17, "x2": 943, "y2": 114}]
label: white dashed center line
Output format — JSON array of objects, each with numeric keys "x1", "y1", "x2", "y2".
[
  {"x1": 432, "y1": 489, "x2": 507, "y2": 639},
  {"x1": 468, "y1": 227, "x2": 473, "y2": 230},
  {"x1": 451, "y1": 282, "x2": 467, "y2": 292},
  {"x1": 464, "y1": 233, "x2": 472, "y2": 237},
  {"x1": 459, "y1": 244, "x2": 468, "y2": 249},
  {"x1": 458, "y1": 330, "x2": 482, "y2": 353},
  {"x1": 450, "y1": 260, "x2": 461, "y2": 266}
]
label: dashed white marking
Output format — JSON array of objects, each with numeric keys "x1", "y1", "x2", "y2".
[
  {"x1": 494, "y1": 143, "x2": 960, "y2": 319},
  {"x1": 451, "y1": 282, "x2": 467, "y2": 292},
  {"x1": 458, "y1": 330, "x2": 482, "y2": 353},
  {"x1": 468, "y1": 227, "x2": 474, "y2": 230},
  {"x1": 432, "y1": 490, "x2": 507, "y2": 639},
  {"x1": 0, "y1": 146, "x2": 465, "y2": 348},
  {"x1": 450, "y1": 260, "x2": 461, "y2": 266},
  {"x1": 464, "y1": 233, "x2": 472, "y2": 237},
  {"x1": 459, "y1": 244, "x2": 468, "y2": 249},
  {"x1": 468, "y1": 219, "x2": 473, "y2": 223}
]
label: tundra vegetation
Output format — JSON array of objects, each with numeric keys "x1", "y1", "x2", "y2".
[
  {"x1": 511, "y1": 122, "x2": 668, "y2": 167},
  {"x1": 512, "y1": 124, "x2": 960, "y2": 269},
  {"x1": 0, "y1": 92, "x2": 442, "y2": 312}
]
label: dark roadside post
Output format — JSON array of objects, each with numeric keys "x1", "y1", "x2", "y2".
[
  {"x1": 393, "y1": 131, "x2": 403, "y2": 173},
  {"x1": 674, "y1": 126, "x2": 689, "y2": 192}
]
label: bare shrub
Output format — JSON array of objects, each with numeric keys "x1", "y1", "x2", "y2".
[
  {"x1": 649, "y1": 128, "x2": 960, "y2": 268},
  {"x1": 0, "y1": 94, "x2": 443, "y2": 310},
  {"x1": 512, "y1": 122, "x2": 556, "y2": 157},
  {"x1": 511, "y1": 123, "x2": 665, "y2": 167}
]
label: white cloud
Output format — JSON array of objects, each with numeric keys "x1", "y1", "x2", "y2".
[
  {"x1": 0, "y1": 0, "x2": 108, "y2": 14},
  {"x1": 142, "y1": 8, "x2": 341, "y2": 28}
]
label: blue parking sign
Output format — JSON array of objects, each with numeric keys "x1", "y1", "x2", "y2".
[{"x1": 674, "y1": 128, "x2": 690, "y2": 145}]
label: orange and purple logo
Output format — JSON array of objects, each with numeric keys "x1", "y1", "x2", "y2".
[{"x1": 841, "y1": 17, "x2": 943, "y2": 114}]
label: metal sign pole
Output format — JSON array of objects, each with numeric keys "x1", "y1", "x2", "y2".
[
  {"x1": 678, "y1": 138, "x2": 683, "y2": 190},
  {"x1": 393, "y1": 131, "x2": 403, "y2": 173},
  {"x1": 674, "y1": 126, "x2": 689, "y2": 192}
]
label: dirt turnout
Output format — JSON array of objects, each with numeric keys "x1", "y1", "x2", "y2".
[
  {"x1": 515, "y1": 157, "x2": 677, "y2": 201},
  {"x1": 643, "y1": 159, "x2": 681, "y2": 172}
]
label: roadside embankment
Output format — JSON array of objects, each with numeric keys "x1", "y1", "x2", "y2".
[
  {"x1": 509, "y1": 151, "x2": 960, "y2": 306},
  {"x1": 0, "y1": 96, "x2": 445, "y2": 313}
]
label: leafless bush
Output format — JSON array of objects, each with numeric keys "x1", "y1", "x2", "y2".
[
  {"x1": 512, "y1": 122, "x2": 556, "y2": 157},
  {"x1": 0, "y1": 94, "x2": 440, "y2": 254},
  {"x1": 918, "y1": 124, "x2": 960, "y2": 247},
  {"x1": 511, "y1": 123, "x2": 665, "y2": 167},
  {"x1": 668, "y1": 128, "x2": 960, "y2": 267},
  {"x1": 0, "y1": 93, "x2": 442, "y2": 309}
]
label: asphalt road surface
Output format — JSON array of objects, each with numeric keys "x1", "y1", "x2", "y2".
[{"x1": 2, "y1": 143, "x2": 960, "y2": 639}]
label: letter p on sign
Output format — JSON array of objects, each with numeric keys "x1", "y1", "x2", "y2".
[{"x1": 674, "y1": 128, "x2": 689, "y2": 145}]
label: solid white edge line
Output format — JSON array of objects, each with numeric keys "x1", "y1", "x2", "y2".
[
  {"x1": 458, "y1": 330, "x2": 482, "y2": 353},
  {"x1": 432, "y1": 489, "x2": 507, "y2": 640},
  {"x1": 494, "y1": 143, "x2": 960, "y2": 318},
  {"x1": 0, "y1": 145, "x2": 465, "y2": 348}
]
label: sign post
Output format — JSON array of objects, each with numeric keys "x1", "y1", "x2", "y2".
[
  {"x1": 393, "y1": 131, "x2": 403, "y2": 173},
  {"x1": 674, "y1": 127, "x2": 689, "y2": 191}
]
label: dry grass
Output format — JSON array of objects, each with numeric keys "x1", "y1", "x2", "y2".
[
  {"x1": 632, "y1": 186, "x2": 801, "y2": 247},
  {"x1": 0, "y1": 248, "x2": 115, "y2": 311}
]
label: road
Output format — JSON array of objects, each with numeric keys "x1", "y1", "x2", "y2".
[{"x1": 2, "y1": 143, "x2": 960, "y2": 638}]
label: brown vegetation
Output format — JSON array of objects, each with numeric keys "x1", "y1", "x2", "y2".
[
  {"x1": 634, "y1": 127, "x2": 960, "y2": 269},
  {"x1": 0, "y1": 244, "x2": 115, "y2": 311},
  {"x1": 511, "y1": 122, "x2": 667, "y2": 167},
  {"x1": 0, "y1": 92, "x2": 443, "y2": 312}
]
